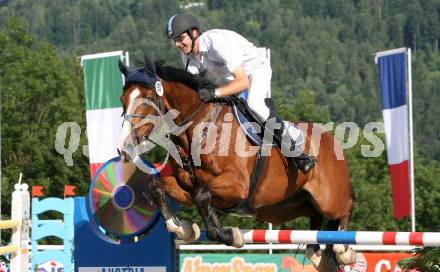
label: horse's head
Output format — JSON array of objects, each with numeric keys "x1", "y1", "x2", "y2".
[{"x1": 117, "y1": 57, "x2": 165, "y2": 162}]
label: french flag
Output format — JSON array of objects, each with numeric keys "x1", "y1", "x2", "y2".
[{"x1": 376, "y1": 49, "x2": 411, "y2": 219}]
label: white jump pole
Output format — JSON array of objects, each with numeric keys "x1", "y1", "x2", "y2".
[
  {"x1": 241, "y1": 229, "x2": 440, "y2": 246},
  {"x1": 0, "y1": 182, "x2": 31, "y2": 272}
]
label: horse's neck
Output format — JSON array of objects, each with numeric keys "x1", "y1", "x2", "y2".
[
  {"x1": 163, "y1": 81, "x2": 201, "y2": 121},
  {"x1": 162, "y1": 81, "x2": 204, "y2": 151}
]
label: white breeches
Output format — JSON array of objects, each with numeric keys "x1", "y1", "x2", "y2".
[
  {"x1": 247, "y1": 64, "x2": 272, "y2": 121},
  {"x1": 246, "y1": 48, "x2": 303, "y2": 145}
]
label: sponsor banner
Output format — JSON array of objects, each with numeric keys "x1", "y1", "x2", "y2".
[
  {"x1": 36, "y1": 261, "x2": 166, "y2": 272},
  {"x1": 180, "y1": 253, "x2": 412, "y2": 272},
  {"x1": 78, "y1": 267, "x2": 166, "y2": 272}
]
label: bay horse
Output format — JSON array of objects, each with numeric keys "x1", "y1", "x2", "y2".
[{"x1": 117, "y1": 57, "x2": 356, "y2": 271}]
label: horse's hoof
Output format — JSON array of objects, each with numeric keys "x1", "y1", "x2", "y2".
[
  {"x1": 333, "y1": 244, "x2": 356, "y2": 265},
  {"x1": 305, "y1": 247, "x2": 322, "y2": 269},
  {"x1": 332, "y1": 244, "x2": 346, "y2": 255},
  {"x1": 165, "y1": 219, "x2": 200, "y2": 243},
  {"x1": 317, "y1": 249, "x2": 339, "y2": 272},
  {"x1": 165, "y1": 218, "x2": 180, "y2": 233},
  {"x1": 183, "y1": 220, "x2": 201, "y2": 243},
  {"x1": 179, "y1": 220, "x2": 200, "y2": 243},
  {"x1": 227, "y1": 227, "x2": 244, "y2": 248}
]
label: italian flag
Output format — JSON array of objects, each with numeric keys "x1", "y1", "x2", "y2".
[{"x1": 80, "y1": 51, "x2": 128, "y2": 179}]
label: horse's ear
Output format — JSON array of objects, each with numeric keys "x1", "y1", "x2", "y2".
[
  {"x1": 118, "y1": 59, "x2": 129, "y2": 76},
  {"x1": 144, "y1": 56, "x2": 156, "y2": 77}
]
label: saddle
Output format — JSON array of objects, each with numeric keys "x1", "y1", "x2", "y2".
[
  {"x1": 234, "y1": 101, "x2": 272, "y2": 146},
  {"x1": 218, "y1": 95, "x2": 276, "y2": 146}
]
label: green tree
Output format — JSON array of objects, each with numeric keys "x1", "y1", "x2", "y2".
[
  {"x1": 1, "y1": 0, "x2": 440, "y2": 236},
  {"x1": 345, "y1": 132, "x2": 440, "y2": 231},
  {"x1": 0, "y1": 18, "x2": 89, "y2": 224},
  {"x1": 344, "y1": 133, "x2": 406, "y2": 231},
  {"x1": 399, "y1": 247, "x2": 440, "y2": 272}
]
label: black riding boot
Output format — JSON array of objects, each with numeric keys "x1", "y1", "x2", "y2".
[
  {"x1": 265, "y1": 112, "x2": 316, "y2": 174},
  {"x1": 292, "y1": 151, "x2": 316, "y2": 174}
]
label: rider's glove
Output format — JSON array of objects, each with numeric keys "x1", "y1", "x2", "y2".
[{"x1": 198, "y1": 88, "x2": 217, "y2": 102}]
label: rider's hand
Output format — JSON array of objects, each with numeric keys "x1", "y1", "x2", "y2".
[{"x1": 198, "y1": 88, "x2": 217, "y2": 102}]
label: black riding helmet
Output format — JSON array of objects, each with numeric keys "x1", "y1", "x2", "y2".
[{"x1": 166, "y1": 13, "x2": 200, "y2": 41}]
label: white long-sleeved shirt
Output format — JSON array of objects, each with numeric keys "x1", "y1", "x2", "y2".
[{"x1": 182, "y1": 29, "x2": 264, "y2": 86}]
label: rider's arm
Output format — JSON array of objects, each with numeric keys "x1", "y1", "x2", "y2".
[{"x1": 215, "y1": 65, "x2": 249, "y2": 97}]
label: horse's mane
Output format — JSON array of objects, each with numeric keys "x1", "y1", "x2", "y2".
[{"x1": 152, "y1": 59, "x2": 217, "y2": 91}]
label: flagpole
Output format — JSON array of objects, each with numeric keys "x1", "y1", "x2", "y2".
[{"x1": 407, "y1": 48, "x2": 416, "y2": 232}]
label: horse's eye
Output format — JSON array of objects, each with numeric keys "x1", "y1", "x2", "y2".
[{"x1": 146, "y1": 97, "x2": 154, "y2": 102}]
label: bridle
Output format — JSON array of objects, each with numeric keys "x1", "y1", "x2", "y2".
[
  {"x1": 121, "y1": 80, "x2": 205, "y2": 139},
  {"x1": 120, "y1": 77, "x2": 222, "y2": 190}
]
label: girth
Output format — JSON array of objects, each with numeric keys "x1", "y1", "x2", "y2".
[{"x1": 216, "y1": 144, "x2": 267, "y2": 217}]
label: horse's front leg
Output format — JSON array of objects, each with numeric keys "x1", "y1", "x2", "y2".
[
  {"x1": 194, "y1": 186, "x2": 244, "y2": 248},
  {"x1": 306, "y1": 217, "x2": 347, "y2": 272},
  {"x1": 145, "y1": 176, "x2": 200, "y2": 242},
  {"x1": 305, "y1": 215, "x2": 325, "y2": 269}
]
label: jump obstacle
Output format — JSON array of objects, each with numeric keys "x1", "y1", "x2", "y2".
[
  {"x1": 67, "y1": 155, "x2": 440, "y2": 272},
  {"x1": 2, "y1": 160, "x2": 440, "y2": 272},
  {"x1": 31, "y1": 196, "x2": 75, "y2": 272},
  {"x1": 239, "y1": 229, "x2": 440, "y2": 246},
  {"x1": 0, "y1": 183, "x2": 30, "y2": 272},
  {"x1": 1, "y1": 182, "x2": 175, "y2": 271}
]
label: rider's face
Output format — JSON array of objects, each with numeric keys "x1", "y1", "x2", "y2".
[
  {"x1": 174, "y1": 31, "x2": 199, "y2": 55},
  {"x1": 174, "y1": 33, "x2": 192, "y2": 54}
]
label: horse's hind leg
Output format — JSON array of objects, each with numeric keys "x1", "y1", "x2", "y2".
[
  {"x1": 194, "y1": 186, "x2": 244, "y2": 248},
  {"x1": 145, "y1": 177, "x2": 200, "y2": 242}
]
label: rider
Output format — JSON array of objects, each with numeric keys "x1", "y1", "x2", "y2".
[{"x1": 165, "y1": 13, "x2": 316, "y2": 174}]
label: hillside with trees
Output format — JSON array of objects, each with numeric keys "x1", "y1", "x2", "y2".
[{"x1": 1, "y1": 0, "x2": 439, "y2": 236}]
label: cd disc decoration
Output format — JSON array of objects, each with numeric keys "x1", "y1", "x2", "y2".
[{"x1": 88, "y1": 157, "x2": 160, "y2": 237}]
